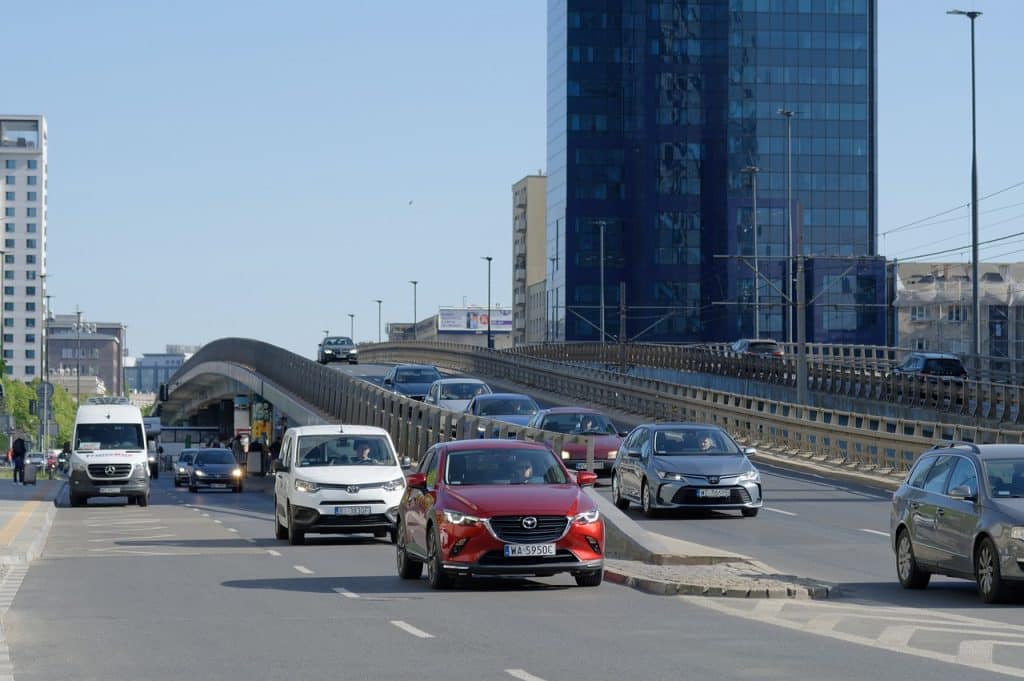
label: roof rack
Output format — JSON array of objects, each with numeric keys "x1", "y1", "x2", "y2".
[{"x1": 934, "y1": 440, "x2": 981, "y2": 453}]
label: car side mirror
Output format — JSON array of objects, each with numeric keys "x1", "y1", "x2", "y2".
[
  {"x1": 384, "y1": 378, "x2": 393, "y2": 386},
  {"x1": 626, "y1": 448, "x2": 642, "y2": 459},
  {"x1": 618, "y1": 431, "x2": 629, "y2": 438},
  {"x1": 743, "y1": 447, "x2": 757, "y2": 457},
  {"x1": 400, "y1": 456, "x2": 413, "y2": 469},
  {"x1": 949, "y1": 485, "x2": 977, "y2": 501},
  {"x1": 406, "y1": 472, "x2": 427, "y2": 489},
  {"x1": 577, "y1": 471, "x2": 598, "y2": 487},
  {"x1": 272, "y1": 460, "x2": 288, "y2": 474}
]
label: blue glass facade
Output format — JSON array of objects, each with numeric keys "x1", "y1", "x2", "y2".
[{"x1": 547, "y1": 0, "x2": 883, "y2": 344}]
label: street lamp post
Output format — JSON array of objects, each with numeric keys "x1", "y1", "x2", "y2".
[
  {"x1": 778, "y1": 108, "x2": 794, "y2": 344},
  {"x1": 948, "y1": 9, "x2": 983, "y2": 358},
  {"x1": 347, "y1": 313, "x2": 354, "y2": 340},
  {"x1": 741, "y1": 166, "x2": 761, "y2": 337},
  {"x1": 482, "y1": 256, "x2": 493, "y2": 349},
  {"x1": 595, "y1": 221, "x2": 607, "y2": 344},
  {"x1": 75, "y1": 307, "x2": 82, "y2": 405},
  {"x1": 408, "y1": 281, "x2": 418, "y2": 340},
  {"x1": 373, "y1": 300, "x2": 382, "y2": 343},
  {"x1": 43, "y1": 293, "x2": 52, "y2": 450}
]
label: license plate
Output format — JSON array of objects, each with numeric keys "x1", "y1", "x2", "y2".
[
  {"x1": 576, "y1": 462, "x2": 604, "y2": 470},
  {"x1": 503, "y1": 544, "x2": 556, "y2": 557},
  {"x1": 211, "y1": 484, "x2": 227, "y2": 489},
  {"x1": 99, "y1": 486, "x2": 120, "y2": 494},
  {"x1": 335, "y1": 506, "x2": 371, "y2": 516},
  {"x1": 697, "y1": 488, "x2": 731, "y2": 498}
]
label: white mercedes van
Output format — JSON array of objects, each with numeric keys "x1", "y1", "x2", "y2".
[{"x1": 68, "y1": 397, "x2": 150, "y2": 507}]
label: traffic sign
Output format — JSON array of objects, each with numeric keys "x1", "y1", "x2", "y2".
[{"x1": 36, "y1": 382, "x2": 54, "y2": 401}]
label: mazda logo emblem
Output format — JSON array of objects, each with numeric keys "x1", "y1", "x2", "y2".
[
  {"x1": 521, "y1": 516, "x2": 538, "y2": 530},
  {"x1": 346, "y1": 485, "x2": 360, "y2": 494},
  {"x1": 709, "y1": 476, "x2": 720, "y2": 485},
  {"x1": 105, "y1": 465, "x2": 116, "y2": 476}
]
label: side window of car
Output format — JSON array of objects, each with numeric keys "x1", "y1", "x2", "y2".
[
  {"x1": 283, "y1": 438, "x2": 294, "y2": 468},
  {"x1": 426, "y1": 452, "x2": 441, "y2": 489},
  {"x1": 945, "y1": 457, "x2": 978, "y2": 496},
  {"x1": 921, "y1": 455, "x2": 954, "y2": 494},
  {"x1": 906, "y1": 456, "x2": 935, "y2": 488},
  {"x1": 417, "y1": 448, "x2": 435, "y2": 475}
]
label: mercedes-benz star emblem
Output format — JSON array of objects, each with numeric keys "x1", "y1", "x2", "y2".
[
  {"x1": 708, "y1": 476, "x2": 720, "y2": 485},
  {"x1": 521, "y1": 516, "x2": 538, "y2": 530},
  {"x1": 346, "y1": 485, "x2": 360, "y2": 494},
  {"x1": 105, "y1": 465, "x2": 116, "y2": 477}
]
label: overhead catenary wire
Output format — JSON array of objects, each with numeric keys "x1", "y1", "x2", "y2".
[
  {"x1": 880, "y1": 178, "x2": 1024, "y2": 237},
  {"x1": 890, "y1": 210, "x2": 1024, "y2": 258},
  {"x1": 900, "y1": 229, "x2": 1024, "y2": 262}
]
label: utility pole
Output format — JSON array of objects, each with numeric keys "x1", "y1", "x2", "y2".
[
  {"x1": 741, "y1": 166, "x2": 761, "y2": 337},
  {"x1": 347, "y1": 313, "x2": 354, "y2": 340},
  {"x1": 618, "y1": 281, "x2": 627, "y2": 369},
  {"x1": 372, "y1": 300, "x2": 382, "y2": 343},
  {"x1": 482, "y1": 256, "x2": 493, "y2": 349},
  {"x1": 43, "y1": 293, "x2": 52, "y2": 450},
  {"x1": 596, "y1": 221, "x2": 607, "y2": 344},
  {"x1": 778, "y1": 108, "x2": 794, "y2": 343},
  {"x1": 75, "y1": 306, "x2": 82, "y2": 406},
  {"x1": 408, "y1": 281, "x2": 418, "y2": 340}
]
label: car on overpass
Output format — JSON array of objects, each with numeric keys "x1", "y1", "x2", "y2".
[
  {"x1": 891, "y1": 442, "x2": 1024, "y2": 604},
  {"x1": 395, "y1": 439, "x2": 604, "y2": 589},
  {"x1": 463, "y1": 393, "x2": 540, "y2": 436},
  {"x1": 889, "y1": 352, "x2": 968, "y2": 382},
  {"x1": 317, "y1": 336, "x2": 359, "y2": 365},
  {"x1": 611, "y1": 423, "x2": 762, "y2": 518},
  {"x1": 729, "y1": 338, "x2": 784, "y2": 357},
  {"x1": 382, "y1": 364, "x2": 443, "y2": 401},
  {"x1": 423, "y1": 377, "x2": 492, "y2": 412},
  {"x1": 526, "y1": 407, "x2": 626, "y2": 476}
]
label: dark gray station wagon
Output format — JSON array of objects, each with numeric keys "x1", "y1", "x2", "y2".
[{"x1": 890, "y1": 442, "x2": 1024, "y2": 603}]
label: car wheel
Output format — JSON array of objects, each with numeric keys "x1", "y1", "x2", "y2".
[
  {"x1": 574, "y1": 570, "x2": 603, "y2": 587},
  {"x1": 389, "y1": 527, "x2": 398, "y2": 545},
  {"x1": 233, "y1": 484, "x2": 243, "y2": 493},
  {"x1": 426, "y1": 526, "x2": 452, "y2": 589},
  {"x1": 69, "y1": 492, "x2": 84, "y2": 508},
  {"x1": 895, "y1": 528, "x2": 931, "y2": 589},
  {"x1": 274, "y1": 497, "x2": 288, "y2": 540},
  {"x1": 127, "y1": 496, "x2": 137, "y2": 506},
  {"x1": 137, "y1": 493, "x2": 149, "y2": 508},
  {"x1": 641, "y1": 479, "x2": 657, "y2": 518},
  {"x1": 173, "y1": 480, "x2": 181, "y2": 488},
  {"x1": 287, "y1": 504, "x2": 305, "y2": 546},
  {"x1": 188, "y1": 484, "x2": 197, "y2": 493},
  {"x1": 396, "y1": 521, "x2": 423, "y2": 580},
  {"x1": 612, "y1": 473, "x2": 630, "y2": 511},
  {"x1": 741, "y1": 508, "x2": 759, "y2": 518},
  {"x1": 975, "y1": 536, "x2": 1010, "y2": 604}
]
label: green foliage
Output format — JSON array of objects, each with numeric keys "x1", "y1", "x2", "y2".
[{"x1": 0, "y1": 379, "x2": 77, "y2": 450}]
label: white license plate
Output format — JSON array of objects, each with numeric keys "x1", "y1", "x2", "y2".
[
  {"x1": 99, "y1": 486, "x2": 120, "y2": 494},
  {"x1": 576, "y1": 462, "x2": 604, "y2": 470},
  {"x1": 335, "y1": 506, "x2": 371, "y2": 516},
  {"x1": 697, "y1": 488, "x2": 731, "y2": 498},
  {"x1": 503, "y1": 543, "x2": 556, "y2": 557},
  {"x1": 211, "y1": 484, "x2": 227, "y2": 489}
]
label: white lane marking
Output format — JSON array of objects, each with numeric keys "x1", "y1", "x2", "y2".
[
  {"x1": 245, "y1": 538, "x2": 256, "y2": 543},
  {"x1": 764, "y1": 507, "x2": 797, "y2": 516},
  {"x1": 861, "y1": 529, "x2": 889, "y2": 537},
  {"x1": 88, "y1": 534, "x2": 175, "y2": 542},
  {"x1": 267, "y1": 549, "x2": 281, "y2": 556},
  {"x1": 293, "y1": 565, "x2": 313, "y2": 575},
  {"x1": 213, "y1": 519, "x2": 223, "y2": 524},
  {"x1": 390, "y1": 620, "x2": 434, "y2": 639},
  {"x1": 227, "y1": 528, "x2": 238, "y2": 533},
  {"x1": 877, "y1": 625, "x2": 916, "y2": 648},
  {"x1": 506, "y1": 670, "x2": 547, "y2": 681},
  {"x1": 335, "y1": 587, "x2": 360, "y2": 599},
  {"x1": 201, "y1": 513, "x2": 210, "y2": 517}
]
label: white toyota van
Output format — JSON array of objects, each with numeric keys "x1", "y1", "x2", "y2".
[{"x1": 68, "y1": 397, "x2": 150, "y2": 507}]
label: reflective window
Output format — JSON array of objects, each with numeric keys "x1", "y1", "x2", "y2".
[
  {"x1": 922, "y1": 456, "x2": 954, "y2": 494},
  {"x1": 3, "y1": 161, "x2": 14, "y2": 170},
  {"x1": 3, "y1": 192, "x2": 13, "y2": 201},
  {"x1": 26, "y1": 176, "x2": 37, "y2": 186},
  {"x1": 26, "y1": 160, "x2": 36, "y2": 170},
  {"x1": 945, "y1": 457, "x2": 978, "y2": 496}
]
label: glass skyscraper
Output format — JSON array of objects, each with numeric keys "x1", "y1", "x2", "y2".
[{"x1": 546, "y1": 0, "x2": 884, "y2": 344}]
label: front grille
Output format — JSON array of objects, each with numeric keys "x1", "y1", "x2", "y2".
[
  {"x1": 88, "y1": 464, "x2": 132, "y2": 478},
  {"x1": 489, "y1": 515, "x2": 568, "y2": 543},
  {"x1": 671, "y1": 487, "x2": 752, "y2": 505},
  {"x1": 478, "y1": 549, "x2": 578, "y2": 566},
  {"x1": 314, "y1": 513, "x2": 390, "y2": 527},
  {"x1": 320, "y1": 499, "x2": 386, "y2": 506}
]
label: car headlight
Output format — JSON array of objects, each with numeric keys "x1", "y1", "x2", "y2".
[
  {"x1": 442, "y1": 510, "x2": 483, "y2": 526},
  {"x1": 572, "y1": 509, "x2": 600, "y2": 525},
  {"x1": 656, "y1": 469, "x2": 686, "y2": 481},
  {"x1": 382, "y1": 477, "x2": 405, "y2": 492},
  {"x1": 194, "y1": 469, "x2": 205, "y2": 477},
  {"x1": 294, "y1": 478, "x2": 320, "y2": 493},
  {"x1": 349, "y1": 348, "x2": 358, "y2": 354},
  {"x1": 72, "y1": 462, "x2": 86, "y2": 472},
  {"x1": 1011, "y1": 527, "x2": 1024, "y2": 541},
  {"x1": 178, "y1": 467, "x2": 186, "y2": 473},
  {"x1": 738, "y1": 468, "x2": 761, "y2": 482},
  {"x1": 232, "y1": 468, "x2": 242, "y2": 478},
  {"x1": 134, "y1": 463, "x2": 148, "y2": 475},
  {"x1": 561, "y1": 450, "x2": 572, "y2": 460},
  {"x1": 148, "y1": 455, "x2": 156, "y2": 462}
]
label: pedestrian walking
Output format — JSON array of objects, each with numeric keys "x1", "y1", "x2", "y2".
[{"x1": 11, "y1": 436, "x2": 26, "y2": 485}]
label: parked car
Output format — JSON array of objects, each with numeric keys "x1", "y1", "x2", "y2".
[
  {"x1": 890, "y1": 352, "x2": 968, "y2": 382},
  {"x1": 891, "y1": 442, "x2": 1024, "y2": 603},
  {"x1": 318, "y1": 336, "x2": 359, "y2": 364},
  {"x1": 383, "y1": 364, "x2": 443, "y2": 401},
  {"x1": 611, "y1": 423, "x2": 762, "y2": 518},
  {"x1": 395, "y1": 439, "x2": 604, "y2": 589},
  {"x1": 526, "y1": 407, "x2": 626, "y2": 475},
  {"x1": 424, "y1": 378, "x2": 492, "y2": 412},
  {"x1": 729, "y1": 338, "x2": 784, "y2": 357},
  {"x1": 272, "y1": 425, "x2": 407, "y2": 545},
  {"x1": 463, "y1": 393, "x2": 540, "y2": 436},
  {"x1": 188, "y1": 448, "x2": 244, "y2": 494},
  {"x1": 174, "y1": 449, "x2": 198, "y2": 488}
]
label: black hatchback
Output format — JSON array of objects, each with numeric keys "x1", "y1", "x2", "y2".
[{"x1": 189, "y1": 449, "x2": 244, "y2": 493}]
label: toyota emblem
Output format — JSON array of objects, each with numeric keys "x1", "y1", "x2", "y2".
[
  {"x1": 105, "y1": 465, "x2": 117, "y2": 476},
  {"x1": 521, "y1": 516, "x2": 538, "y2": 530},
  {"x1": 708, "y1": 476, "x2": 720, "y2": 485},
  {"x1": 346, "y1": 485, "x2": 360, "y2": 494}
]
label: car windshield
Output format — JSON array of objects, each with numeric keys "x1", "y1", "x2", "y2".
[
  {"x1": 325, "y1": 337, "x2": 352, "y2": 346},
  {"x1": 180, "y1": 453, "x2": 194, "y2": 464},
  {"x1": 652, "y1": 429, "x2": 741, "y2": 456},
  {"x1": 440, "y1": 382, "x2": 488, "y2": 400},
  {"x1": 75, "y1": 423, "x2": 145, "y2": 451},
  {"x1": 195, "y1": 450, "x2": 235, "y2": 465},
  {"x1": 445, "y1": 448, "x2": 569, "y2": 485},
  {"x1": 395, "y1": 368, "x2": 441, "y2": 383},
  {"x1": 477, "y1": 397, "x2": 538, "y2": 416},
  {"x1": 984, "y1": 459, "x2": 1024, "y2": 499},
  {"x1": 922, "y1": 358, "x2": 964, "y2": 376},
  {"x1": 542, "y1": 412, "x2": 616, "y2": 435},
  {"x1": 296, "y1": 435, "x2": 395, "y2": 467}
]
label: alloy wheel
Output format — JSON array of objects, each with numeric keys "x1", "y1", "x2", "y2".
[
  {"x1": 977, "y1": 543, "x2": 994, "y2": 596},
  {"x1": 897, "y1": 534, "x2": 912, "y2": 582}
]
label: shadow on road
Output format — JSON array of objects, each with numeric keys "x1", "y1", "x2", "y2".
[{"x1": 222, "y1": 574, "x2": 573, "y2": 596}]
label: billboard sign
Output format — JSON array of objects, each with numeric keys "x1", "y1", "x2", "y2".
[{"x1": 438, "y1": 307, "x2": 513, "y2": 333}]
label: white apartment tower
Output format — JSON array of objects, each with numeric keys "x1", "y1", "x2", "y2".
[{"x1": 0, "y1": 115, "x2": 47, "y2": 380}]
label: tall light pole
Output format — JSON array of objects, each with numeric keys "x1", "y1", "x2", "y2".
[
  {"x1": 741, "y1": 166, "x2": 761, "y2": 337},
  {"x1": 408, "y1": 281, "x2": 418, "y2": 340},
  {"x1": 595, "y1": 221, "x2": 607, "y2": 344},
  {"x1": 482, "y1": 256, "x2": 493, "y2": 349},
  {"x1": 43, "y1": 293, "x2": 52, "y2": 450},
  {"x1": 373, "y1": 300, "x2": 382, "y2": 343},
  {"x1": 75, "y1": 306, "x2": 82, "y2": 405},
  {"x1": 778, "y1": 108, "x2": 794, "y2": 343},
  {"x1": 948, "y1": 9, "x2": 983, "y2": 357},
  {"x1": 347, "y1": 313, "x2": 354, "y2": 340}
]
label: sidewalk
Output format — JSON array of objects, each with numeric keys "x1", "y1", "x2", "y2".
[{"x1": 0, "y1": 479, "x2": 63, "y2": 567}]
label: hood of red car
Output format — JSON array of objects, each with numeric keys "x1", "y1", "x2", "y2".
[
  {"x1": 559, "y1": 435, "x2": 623, "y2": 458},
  {"x1": 444, "y1": 484, "x2": 588, "y2": 516}
]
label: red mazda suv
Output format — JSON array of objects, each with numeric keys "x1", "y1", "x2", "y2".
[{"x1": 395, "y1": 439, "x2": 604, "y2": 589}]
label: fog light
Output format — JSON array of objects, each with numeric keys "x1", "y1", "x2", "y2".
[
  {"x1": 585, "y1": 536, "x2": 601, "y2": 554},
  {"x1": 450, "y1": 538, "x2": 469, "y2": 557}
]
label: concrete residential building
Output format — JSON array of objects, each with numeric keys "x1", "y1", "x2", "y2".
[
  {"x1": 46, "y1": 314, "x2": 126, "y2": 398},
  {"x1": 512, "y1": 174, "x2": 548, "y2": 345},
  {"x1": 0, "y1": 115, "x2": 48, "y2": 380}
]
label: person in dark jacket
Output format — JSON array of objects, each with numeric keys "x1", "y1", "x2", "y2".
[{"x1": 11, "y1": 437, "x2": 26, "y2": 485}]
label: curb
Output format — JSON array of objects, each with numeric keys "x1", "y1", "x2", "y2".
[
  {"x1": 0, "y1": 482, "x2": 63, "y2": 567},
  {"x1": 603, "y1": 565, "x2": 835, "y2": 600},
  {"x1": 751, "y1": 447, "x2": 902, "y2": 492}
]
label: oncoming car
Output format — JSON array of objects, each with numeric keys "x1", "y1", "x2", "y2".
[
  {"x1": 188, "y1": 448, "x2": 243, "y2": 493},
  {"x1": 174, "y1": 449, "x2": 198, "y2": 487}
]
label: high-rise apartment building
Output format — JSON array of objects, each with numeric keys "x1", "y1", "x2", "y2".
[
  {"x1": 0, "y1": 115, "x2": 47, "y2": 378},
  {"x1": 546, "y1": 1, "x2": 883, "y2": 344},
  {"x1": 512, "y1": 174, "x2": 548, "y2": 345}
]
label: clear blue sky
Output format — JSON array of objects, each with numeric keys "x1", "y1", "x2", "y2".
[{"x1": 4, "y1": 1, "x2": 1022, "y2": 357}]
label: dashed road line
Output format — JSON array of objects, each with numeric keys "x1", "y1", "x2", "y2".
[
  {"x1": 266, "y1": 549, "x2": 281, "y2": 557},
  {"x1": 390, "y1": 620, "x2": 434, "y2": 639},
  {"x1": 213, "y1": 520, "x2": 223, "y2": 524},
  {"x1": 244, "y1": 538, "x2": 256, "y2": 543},
  {"x1": 293, "y1": 565, "x2": 313, "y2": 575},
  {"x1": 506, "y1": 670, "x2": 547, "y2": 681},
  {"x1": 227, "y1": 528, "x2": 238, "y2": 533},
  {"x1": 860, "y1": 528, "x2": 889, "y2": 537},
  {"x1": 335, "y1": 587, "x2": 360, "y2": 599},
  {"x1": 764, "y1": 507, "x2": 797, "y2": 516}
]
